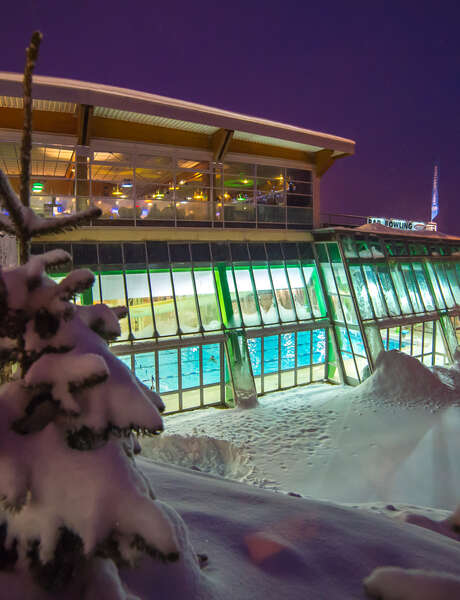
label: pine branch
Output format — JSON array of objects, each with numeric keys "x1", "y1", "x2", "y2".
[
  {"x1": 0, "y1": 217, "x2": 16, "y2": 236},
  {"x1": 20, "y1": 31, "x2": 42, "y2": 210},
  {"x1": 0, "y1": 169, "x2": 26, "y2": 237},
  {"x1": 29, "y1": 207, "x2": 102, "y2": 237}
]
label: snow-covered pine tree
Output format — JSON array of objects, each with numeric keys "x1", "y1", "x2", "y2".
[{"x1": 0, "y1": 32, "x2": 197, "y2": 598}]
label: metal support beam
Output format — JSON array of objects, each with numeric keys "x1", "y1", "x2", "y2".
[{"x1": 211, "y1": 128, "x2": 234, "y2": 162}]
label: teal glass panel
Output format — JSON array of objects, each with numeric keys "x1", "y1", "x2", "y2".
[
  {"x1": 224, "y1": 267, "x2": 243, "y2": 328},
  {"x1": 181, "y1": 346, "x2": 200, "y2": 389},
  {"x1": 119, "y1": 354, "x2": 132, "y2": 369},
  {"x1": 158, "y1": 349, "x2": 179, "y2": 393},
  {"x1": 337, "y1": 326, "x2": 352, "y2": 352},
  {"x1": 286, "y1": 266, "x2": 312, "y2": 320},
  {"x1": 362, "y1": 265, "x2": 387, "y2": 318},
  {"x1": 349, "y1": 328, "x2": 366, "y2": 356},
  {"x1": 252, "y1": 266, "x2": 279, "y2": 325},
  {"x1": 270, "y1": 266, "x2": 296, "y2": 322},
  {"x1": 193, "y1": 269, "x2": 221, "y2": 331},
  {"x1": 172, "y1": 270, "x2": 200, "y2": 333},
  {"x1": 380, "y1": 328, "x2": 389, "y2": 350},
  {"x1": 99, "y1": 272, "x2": 129, "y2": 340},
  {"x1": 263, "y1": 335, "x2": 279, "y2": 373},
  {"x1": 149, "y1": 271, "x2": 178, "y2": 336},
  {"x1": 376, "y1": 265, "x2": 401, "y2": 316},
  {"x1": 233, "y1": 267, "x2": 261, "y2": 326},
  {"x1": 247, "y1": 337, "x2": 262, "y2": 376},
  {"x1": 203, "y1": 343, "x2": 221, "y2": 385},
  {"x1": 388, "y1": 326, "x2": 401, "y2": 351},
  {"x1": 434, "y1": 264, "x2": 455, "y2": 308},
  {"x1": 312, "y1": 329, "x2": 326, "y2": 363},
  {"x1": 389, "y1": 264, "x2": 412, "y2": 314},
  {"x1": 134, "y1": 352, "x2": 155, "y2": 388},
  {"x1": 401, "y1": 264, "x2": 424, "y2": 313},
  {"x1": 303, "y1": 265, "x2": 326, "y2": 318},
  {"x1": 125, "y1": 272, "x2": 154, "y2": 339},
  {"x1": 412, "y1": 322, "x2": 423, "y2": 356},
  {"x1": 445, "y1": 264, "x2": 460, "y2": 304},
  {"x1": 412, "y1": 263, "x2": 435, "y2": 311},
  {"x1": 349, "y1": 266, "x2": 373, "y2": 319},
  {"x1": 281, "y1": 333, "x2": 295, "y2": 370},
  {"x1": 297, "y1": 330, "x2": 311, "y2": 366},
  {"x1": 425, "y1": 263, "x2": 446, "y2": 309},
  {"x1": 401, "y1": 325, "x2": 412, "y2": 354}
]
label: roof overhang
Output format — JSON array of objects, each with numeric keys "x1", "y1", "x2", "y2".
[{"x1": 0, "y1": 72, "x2": 355, "y2": 158}]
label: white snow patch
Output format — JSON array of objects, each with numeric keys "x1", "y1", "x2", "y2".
[{"x1": 363, "y1": 567, "x2": 460, "y2": 600}]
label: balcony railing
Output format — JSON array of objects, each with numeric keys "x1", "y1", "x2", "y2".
[{"x1": 21, "y1": 195, "x2": 313, "y2": 229}]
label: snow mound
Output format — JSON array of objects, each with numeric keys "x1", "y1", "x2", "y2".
[
  {"x1": 364, "y1": 566, "x2": 460, "y2": 600},
  {"x1": 356, "y1": 350, "x2": 456, "y2": 409},
  {"x1": 143, "y1": 434, "x2": 254, "y2": 482}
]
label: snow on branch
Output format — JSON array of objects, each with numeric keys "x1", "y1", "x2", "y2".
[
  {"x1": 28, "y1": 206, "x2": 102, "y2": 237},
  {"x1": 57, "y1": 269, "x2": 95, "y2": 301},
  {"x1": 0, "y1": 169, "x2": 27, "y2": 238}
]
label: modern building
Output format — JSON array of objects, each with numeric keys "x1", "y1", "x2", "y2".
[{"x1": 0, "y1": 73, "x2": 459, "y2": 412}]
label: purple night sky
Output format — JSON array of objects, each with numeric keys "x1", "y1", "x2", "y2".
[{"x1": 1, "y1": 1, "x2": 459, "y2": 233}]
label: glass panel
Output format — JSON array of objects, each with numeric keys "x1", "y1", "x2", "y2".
[
  {"x1": 445, "y1": 264, "x2": 460, "y2": 304},
  {"x1": 99, "y1": 272, "x2": 129, "y2": 340},
  {"x1": 247, "y1": 337, "x2": 262, "y2": 377},
  {"x1": 149, "y1": 270, "x2": 178, "y2": 336},
  {"x1": 412, "y1": 263, "x2": 435, "y2": 311},
  {"x1": 286, "y1": 266, "x2": 312, "y2": 320},
  {"x1": 263, "y1": 336, "x2": 279, "y2": 374},
  {"x1": 193, "y1": 269, "x2": 221, "y2": 331},
  {"x1": 362, "y1": 264, "x2": 387, "y2": 317},
  {"x1": 125, "y1": 272, "x2": 154, "y2": 339},
  {"x1": 434, "y1": 264, "x2": 455, "y2": 308},
  {"x1": 376, "y1": 265, "x2": 401, "y2": 316},
  {"x1": 221, "y1": 266, "x2": 242, "y2": 328},
  {"x1": 389, "y1": 264, "x2": 413, "y2": 314},
  {"x1": 270, "y1": 266, "x2": 296, "y2": 322},
  {"x1": 303, "y1": 265, "x2": 326, "y2": 318},
  {"x1": 412, "y1": 322, "x2": 423, "y2": 356},
  {"x1": 281, "y1": 333, "x2": 296, "y2": 371},
  {"x1": 341, "y1": 236, "x2": 358, "y2": 258},
  {"x1": 388, "y1": 327, "x2": 401, "y2": 351},
  {"x1": 349, "y1": 266, "x2": 373, "y2": 319},
  {"x1": 297, "y1": 330, "x2": 311, "y2": 366},
  {"x1": 401, "y1": 264, "x2": 424, "y2": 313},
  {"x1": 400, "y1": 325, "x2": 412, "y2": 354},
  {"x1": 252, "y1": 267, "x2": 279, "y2": 325},
  {"x1": 380, "y1": 328, "x2": 389, "y2": 351},
  {"x1": 119, "y1": 354, "x2": 132, "y2": 370},
  {"x1": 172, "y1": 270, "x2": 200, "y2": 333},
  {"x1": 423, "y1": 321, "x2": 433, "y2": 354},
  {"x1": 133, "y1": 352, "x2": 155, "y2": 389},
  {"x1": 181, "y1": 346, "x2": 200, "y2": 389},
  {"x1": 434, "y1": 322, "x2": 449, "y2": 365},
  {"x1": 349, "y1": 328, "x2": 366, "y2": 356},
  {"x1": 425, "y1": 263, "x2": 446, "y2": 309},
  {"x1": 313, "y1": 329, "x2": 326, "y2": 363},
  {"x1": 203, "y1": 343, "x2": 221, "y2": 386},
  {"x1": 158, "y1": 349, "x2": 179, "y2": 393},
  {"x1": 233, "y1": 268, "x2": 260, "y2": 326}
]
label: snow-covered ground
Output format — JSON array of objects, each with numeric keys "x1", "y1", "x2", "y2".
[
  {"x1": 142, "y1": 351, "x2": 460, "y2": 511},
  {"x1": 130, "y1": 350, "x2": 460, "y2": 599}
]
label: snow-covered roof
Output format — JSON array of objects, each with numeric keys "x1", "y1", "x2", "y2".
[
  {"x1": 0, "y1": 72, "x2": 355, "y2": 157},
  {"x1": 316, "y1": 223, "x2": 460, "y2": 241}
]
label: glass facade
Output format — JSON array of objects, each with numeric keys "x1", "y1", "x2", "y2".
[
  {"x1": 36, "y1": 231, "x2": 460, "y2": 413},
  {"x1": 0, "y1": 140, "x2": 313, "y2": 229}
]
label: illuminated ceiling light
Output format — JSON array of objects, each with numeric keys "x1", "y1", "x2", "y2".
[
  {"x1": 112, "y1": 186, "x2": 123, "y2": 196},
  {"x1": 179, "y1": 180, "x2": 185, "y2": 185},
  {"x1": 121, "y1": 179, "x2": 133, "y2": 188},
  {"x1": 242, "y1": 179, "x2": 249, "y2": 184},
  {"x1": 32, "y1": 182, "x2": 44, "y2": 193}
]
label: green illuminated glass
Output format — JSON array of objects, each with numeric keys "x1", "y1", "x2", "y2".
[
  {"x1": 233, "y1": 268, "x2": 260, "y2": 326},
  {"x1": 303, "y1": 264, "x2": 326, "y2": 318},
  {"x1": 99, "y1": 273, "x2": 129, "y2": 340},
  {"x1": 252, "y1": 267, "x2": 279, "y2": 325},
  {"x1": 125, "y1": 272, "x2": 154, "y2": 339},
  {"x1": 193, "y1": 269, "x2": 221, "y2": 331},
  {"x1": 445, "y1": 264, "x2": 460, "y2": 304},
  {"x1": 223, "y1": 266, "x2": 243, "y2": 328},
  {"x1": 172, "y1": 270, "x2": 200, "y2": 333},
  {"x1": 434, "y1": 264, "x2": 455, "y2": 308},
  {"x1": 270, "y1": 266, "x2": 296, "y2": 322},
  {"x1": 362, "y1": 265, "x2": 387, "y2": 318},
  {"x1": 412, "y1": 264, "x2": 435, "y2": 311},
  {"x1": 349, "y1": 266, "x2": 373, "y2": 319},
  {"x1": 286, "y1": 266, "x2": 312, "y2": 320},
  {"x1": 401, "y1": 264, "x2": 424, "y2": 313},
  {"x1": 376, "y1": 264, "x2": 400, "y2": 316},
  {"x1": 149, "y1": 271, "x2": 178, "y2": 336}
]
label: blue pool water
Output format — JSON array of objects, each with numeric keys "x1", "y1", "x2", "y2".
[{"x1": 247, "y1": 329, "x2": 326, "y2": 377}]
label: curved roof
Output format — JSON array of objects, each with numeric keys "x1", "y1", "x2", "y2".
[{"x1": 0, "y1": 72, "x2": 355, "y2": 156}]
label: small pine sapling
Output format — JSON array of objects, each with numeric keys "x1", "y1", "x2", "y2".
[{"x1": 0, "y1": 32, "x2": 198, "y2": 597}]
